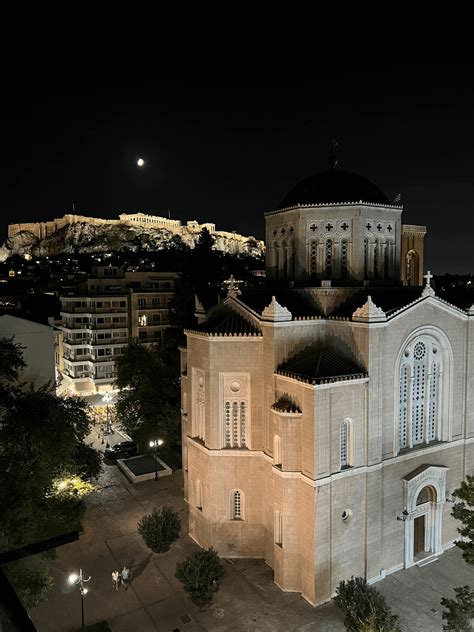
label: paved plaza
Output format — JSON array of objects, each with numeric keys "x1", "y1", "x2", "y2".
[{"x1": 29, "y1": 434, "x2": 473, "y2": 631}]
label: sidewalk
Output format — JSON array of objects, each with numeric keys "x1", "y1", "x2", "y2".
[{"x1": 30, "y1": 462, "x2": 473, "y2": 631}]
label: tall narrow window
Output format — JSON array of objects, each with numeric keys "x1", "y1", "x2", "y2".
[
  {"x1": 340, "y1": 240, "x2": 348, "y2": 278},
  {"x1": 224, "y1": 400, "x2": 246, "y2": 447},
  {"x1": 412, "y1": 341, "x2": 426, "y2": 445},
  {"x1": 364, "y1": 238, "x2": 368, "y2": 278},
  {"x1": 384, "y1": 241, "x2": 390, "y2": 278},
  {"x1": 399, "y1": 364, "x2": 409, "y2": 449},
  {"x1": 273, "y1": 435, "x2": 282, "y2": 466},
  {"x1": 373, "y1": 240, "x2": 379, "y2": 279},
  {"x1": 231, "y1": 490, "x2": 243, "y2": 520},
  {"x1": 340, "y1": 421, "x2": 348, "y2": 468},
  {"x1": 310, "y1": 240, "x2": 317, "y2": 275},
  {"x1": 325, "y1": 239, "x2": 333, "y2": 277},
  {"x1": 428, "y1": 361, "x2": 439, "y2": 441},
  {"x1": 274, "y1": 510, "x2": 282, "y2": 545},
  {"x1": 195, "y1": 479, "x2": 202, "y2": 510}
]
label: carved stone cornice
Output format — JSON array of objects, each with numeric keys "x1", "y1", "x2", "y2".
[
  {"x1": 261, "y1": 296, "x2": 292, "y2": 322},
  {"x1": 352, "y1": 295, "x2": 387, "y2": 322}
]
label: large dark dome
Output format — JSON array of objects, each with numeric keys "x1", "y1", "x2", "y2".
[{"x1": 278, "y1": 169, "x2": 389, "y2": 209}]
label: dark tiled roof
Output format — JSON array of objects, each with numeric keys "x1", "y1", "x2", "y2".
[
  {"x1": 239, "y1": 289, "x2": 322, "y2": 318},
  {"x1": 194, "y1": 304, "x2": 261, "y2": 336},
  {"x1": 278, "y1": 169, "x2": 390, "y2": 209},
  {"x1": 277, "y1": 344, "x2": 366, "y2": 385}
]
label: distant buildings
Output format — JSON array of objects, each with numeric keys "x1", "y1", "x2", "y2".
[{"x1": 59, "y1": 266, "x2": 178, "y2": 395}]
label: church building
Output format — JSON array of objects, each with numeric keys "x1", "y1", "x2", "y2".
[{"x1": 180, "y1": 162, "x2": 474, "y2": 606}]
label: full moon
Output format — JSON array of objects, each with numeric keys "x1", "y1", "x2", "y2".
[{"x1": 137, "y1": 158, "x2": 145, "y2": 167}]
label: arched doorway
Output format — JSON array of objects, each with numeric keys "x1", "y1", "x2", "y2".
[{"x1": 402, "y1": 465, "x2": 448, "y2": 567}]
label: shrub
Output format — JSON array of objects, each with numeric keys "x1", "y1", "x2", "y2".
[
  {"x1": 441, "y1": 585, "x2": 474, "y2": 631},
  {"x1": 137, "y1": 506, "x2": 181, "y2": 553},
  {"x1": 175, "y1": 547, "x2": 225, "y2": 605},
  {"x1": 5, "y1": 558, "x2": 54, "y2": 610},
  {"x1": 334, "y1": 576, "x2": 401, "y2": 632}
]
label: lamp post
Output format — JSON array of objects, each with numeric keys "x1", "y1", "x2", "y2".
[
  {"x1": 103, "y1": 392, "x2": 112, "y2": 434},
  {"x1": 149, "y1": 438, "x2": 164, "y2": 480},
  {"x1": 68, "y1": 568, "x2": 91, "y2": 632}
]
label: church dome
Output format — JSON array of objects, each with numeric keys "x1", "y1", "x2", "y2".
[{"x1": 278, "y1": 169, "x2": 390, "y2": 209}]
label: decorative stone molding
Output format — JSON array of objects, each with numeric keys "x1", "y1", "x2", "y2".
[
  {"x1": 261, "y1": 296, "x2": 292, "y2": 322},
  {"x1": 352, "y1": 296, "x2": 387, "y2": 322},
  {"x1": 467, "y1": 304, "x2": 474, "y2": 316}
]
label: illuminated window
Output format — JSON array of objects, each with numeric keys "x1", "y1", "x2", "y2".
[{"x1": 138, "y1": 314, "x2": 147, "y2": 327}]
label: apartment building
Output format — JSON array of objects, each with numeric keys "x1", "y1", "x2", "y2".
[{"x1": 59, "y1": 266, "x2": 177, "y2": 395}]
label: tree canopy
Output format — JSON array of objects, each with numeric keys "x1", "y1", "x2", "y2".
[
  {"x1": 452, "y1": 475, "x2": 474, "y2": 565},
  {"x1": 0, "y1": 337, "x2": 101, "y2": 553},
  {"x1": 114, "y1": 329, "x2": 182, "y2": 449}
]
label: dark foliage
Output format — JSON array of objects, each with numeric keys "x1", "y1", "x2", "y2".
[
  {"x1": 452, "y1": 475, "x2": 474, "y2": 565},
  {"x1": 137, "y1": 506, "x2": 181, "y2": 553},
  {"x1": 4, "y1": 558, "x2": 54, "y2": 610},
  {"x1": 175, "y1": 547, "x2": 225, "y2": 606},
  {"x1": 334, "y1": 576, "x2": 401, "y2": 632},
  {"x1": 441, "y1": 585, "x2": 474, "y2": 631}
]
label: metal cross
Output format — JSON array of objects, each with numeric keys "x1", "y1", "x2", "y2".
[{"x1": 424, "y1": 270, "x2": 433, "y2": 287}]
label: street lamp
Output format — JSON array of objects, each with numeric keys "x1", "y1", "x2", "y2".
[
  {"x1": 68, "y1": 568, "x2": 91, "y2": 632},
  {"x1": 149, "y1": 438, "x2": 164, "y2": 480},
  {"x1": 103, "y1": 392, "x2": 113, "y2": 435}
]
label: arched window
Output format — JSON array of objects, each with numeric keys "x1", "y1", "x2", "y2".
[
  {"x1": 373, "y1": 240, "x2": 379, "y2": 279},
  {"x1": 405, "y1": 250, "x2": 420, "y2": 286},
  {"x1": 364, "y1": 238, "x2": 368, "y2": 278},
  {"x1": 397, "y1": 335, "x2": 444, "y2": 452},
  {"x1": 340, "y1": 420, "x2": 349, "y2": 468},
  {"x1": 340, "y1": 239, "x2": 348, "y2": 278},
  {"x1": 325, "y1": 239, "x2": 333, "y2": 277},
  {"x1": 230, "y1": 489, "x2": 244, "y2": 520},
  {"x1": 224, "y1": 400, "x2": 246, "y2": 447},
  {"x1": 310, "y1": 240, "x2": 318, "y2": 275},
  {"x1": 273, "y1": 435, "x2": 282, "y2": 466}
]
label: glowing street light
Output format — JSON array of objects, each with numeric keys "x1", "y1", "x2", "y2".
[
  {"x1": 137, "y1": 157, "x2": 145, "y2": 167},
  {"x1": 68, "y1": 568, "x2": 91, "y2": 632},
  {"x1": 149, "y1": 438, "x2": 164, "y2": 480},
  {"x1": 102, "y1": 392, "x2": 113, "y2": 435}
]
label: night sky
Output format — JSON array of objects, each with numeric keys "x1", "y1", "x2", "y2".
[{"x1": 2, "y1": 60, "x2": 473, "y2": 273}]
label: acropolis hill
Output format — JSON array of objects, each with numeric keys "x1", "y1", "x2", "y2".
[{"x1": 3, "y1": 212, "x2": 264, "y2": 260}]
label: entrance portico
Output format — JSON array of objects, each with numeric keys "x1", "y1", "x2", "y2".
[{"x1": 402, "y1": 465, "x2": 448, "y2": 567}]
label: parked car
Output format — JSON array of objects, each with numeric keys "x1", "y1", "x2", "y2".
[{"x1": 104, "y1": 441, "x2": 138, "y2": 460}]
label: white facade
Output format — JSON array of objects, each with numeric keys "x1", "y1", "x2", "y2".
[{"x1": 182, "y1": 167, "x2": 473, "y2": 606}]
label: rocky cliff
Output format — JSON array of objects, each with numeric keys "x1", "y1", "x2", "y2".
[{"x1": 0, "y1": 222, "x2": 264, "y2": 261}]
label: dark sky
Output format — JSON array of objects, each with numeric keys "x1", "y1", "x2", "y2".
[{"x1": 2, "y1": 60, "x2": 473, "y2": 273}]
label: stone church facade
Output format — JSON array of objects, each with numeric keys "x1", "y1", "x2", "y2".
[{"x1": 181, "y1": 166, "x2": 474, "y2": 606}]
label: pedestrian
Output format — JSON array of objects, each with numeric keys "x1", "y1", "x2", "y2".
[
  {"x1": 112, "y1": 569, "x2": 120, "y2": 591},
  {"x1": 121, "y1": 565, "x2": 130, "y2": 589}
]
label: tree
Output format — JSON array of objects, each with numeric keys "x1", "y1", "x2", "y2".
[
  {"x1": 334, "y1": 576, "x2": 401, "y2": 632},
  {"x1": 115, "y1": 329, "x2": 182, "y2": 449},
  {"x1": 452, "y1": 475, "x2": 474, "y2": 565},
  {"x1": 441, "y1": 586, "x2": 474, "y2": 631},
  {"x1": 137, "y1": 506, "x2": 181, "y2": 553},
  {"x1": 0, "y1": 340, "x2": 101, "y2": 553},
  {"x1": 4, "y1": 558, "x2": 54, "y2": 610},
  {"x1": 175, "y1": 547, "x2": 225, "y2": 606}
]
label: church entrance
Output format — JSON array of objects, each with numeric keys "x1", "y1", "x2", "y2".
[{"x1": 413, "y1": 515, "x2": 425, "y2": 557}]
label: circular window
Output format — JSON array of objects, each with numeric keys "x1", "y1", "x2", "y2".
[
  {"x1": 413, "y1": 341, "x2": 426, "y2": 360},
  {"x1": 230, "y1": 380, "x2": 241, "y2": 393},
  {"x1": 341, "y1": 510, "x2": 352, "y2": 522}
]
